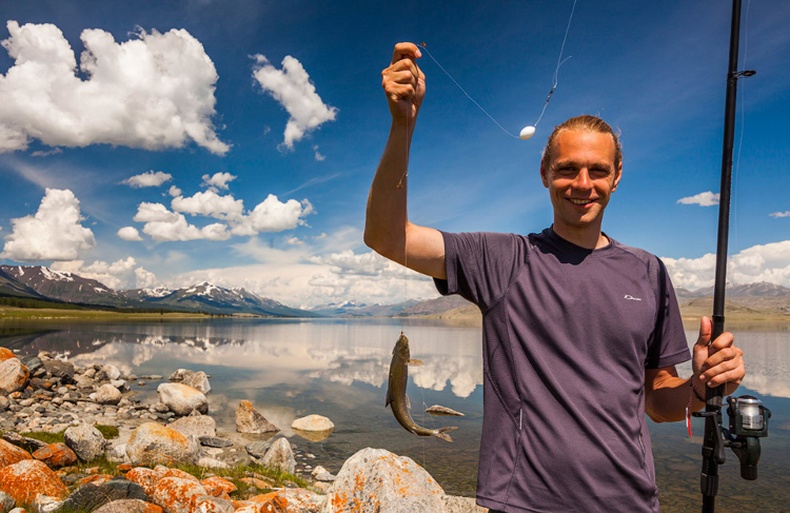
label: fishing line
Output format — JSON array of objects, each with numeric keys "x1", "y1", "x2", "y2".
[
  {"x1": 532, "y1": 0, "x2": 577, "y2": 128},
  {"x1": 417, "y1": 0, "x2": 578, "y2": 141},
  {"x1": 732, "y1": 0, "x2": 752, "y2": 255}
]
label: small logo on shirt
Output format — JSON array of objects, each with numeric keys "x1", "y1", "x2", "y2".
[{"x1": 624, "y1": 294, "x2": 642, "y2": 301}]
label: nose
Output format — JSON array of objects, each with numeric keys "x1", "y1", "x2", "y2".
[{"x1": 571, "y1": 168, "x2": 592, "y2": 189}]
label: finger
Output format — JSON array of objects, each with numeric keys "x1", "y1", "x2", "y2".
[
  {"x1": 391, "y1": 42, "x2": 422, "y2": 65},
  {"x1": 709, "y1": 330, "x2": 735, "y2": 352},
  {"x1": 699, "y1": 347, "x2": 744, "y2": 384}
]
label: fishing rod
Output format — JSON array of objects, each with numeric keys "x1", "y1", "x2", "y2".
[{"x1": 692, "y1": 1, "x2": 770, "y2": 512}]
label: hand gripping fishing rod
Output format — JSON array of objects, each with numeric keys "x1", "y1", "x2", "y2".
[{"x1": 692, "y1": 1, "x2": 770, "y2": 512}]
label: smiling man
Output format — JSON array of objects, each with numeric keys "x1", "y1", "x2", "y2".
[{"x1": 364, "y1": 42, "x2": 746, "y2": 513}]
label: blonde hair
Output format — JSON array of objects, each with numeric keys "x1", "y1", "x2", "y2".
[{"x1": 540, "y1": 115, "x2": 623, "y2": 173}]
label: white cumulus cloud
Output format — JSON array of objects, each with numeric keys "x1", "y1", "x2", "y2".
[
  {"x1": 133, "y1": 201, "x2": 230, "y2": 241},
  {"x1": 252, "y1": 54, "x2": 337, "y2": 150},
  {"x1": 770, "y1": 211, "x2": 790, "y2": 218},
  {"x1": 52, "y1": 257, "x2": 159, "y2": 290},
  {"x1": 171, "y1": 190, "x2": 244, "y2": 221},
  {"x1": 202, "y1": 172, "x2": 235, "y2": 191},
  {"x1": 237, "y1": 194, "x2": 313, "y2": 234},
  {"x1": 117, "y1": 226, "x2": 143, "y2": 241},
  {"x1": 0, "y1": 21, "x2": 229, "y2": 154},
  {"x1": 2, "y1": 188, "x2": 95, "y2": 261},
  {"x1": 662, "y1": 239, "x2": 790, "y2": 291},
  {"x1": 122, "y1": 170, "x2": 173, "y2": 188},
  {"x1": 677, "y1": 191, "x2": 720, "y2": 207}
]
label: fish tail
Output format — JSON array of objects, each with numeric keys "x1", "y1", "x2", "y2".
[{"x1": 432, "y1": 426, "x2": 459, "y2": 443}]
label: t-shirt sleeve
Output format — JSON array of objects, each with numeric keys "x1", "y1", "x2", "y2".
[
  {"x1": 645, "y1": 257, "x2": 691, "y2": 369},
  {"x1": 434, "y1": 231, "x2": 524, "y2": 311}
]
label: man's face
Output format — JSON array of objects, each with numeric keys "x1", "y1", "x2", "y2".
[{"x1": 540, "y1": 129, "x2": 622, "y2": 238}]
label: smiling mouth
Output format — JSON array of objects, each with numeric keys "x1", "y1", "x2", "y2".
[{"x1": 568, "y1": 198, "x2": 595, "y2": 205}]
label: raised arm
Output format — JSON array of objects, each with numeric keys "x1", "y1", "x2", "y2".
[{"x1": 364, "y1": 42, "x2": 446, "y2": 279}]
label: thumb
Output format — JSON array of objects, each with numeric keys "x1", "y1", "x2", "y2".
[
  {"x1": 695, "y1": 316, "x2": 712, "y2": 350},
  {"x1": 692, "y1": 316, "x2": 712, "y2": 374}
]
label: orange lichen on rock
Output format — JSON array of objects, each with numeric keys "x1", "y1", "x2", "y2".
[
  {"x1": 0, "y1": 459, "x2": 69, "y2": 504},
  {"x1": 32, "y1": 442, "x2": 77, "y2": 468},
  {"x1": 0, "y1": 438, "x2": 32, "y2": 468},
  {"x1": 201, "y1": 475, "x2": 237, "y2": 499},
  {"x1": 0, "y1": 347, "x2": 15, "y2": 361},
  {"x1": 152, "y1": 475, "x2": 207, "y2": 513}
]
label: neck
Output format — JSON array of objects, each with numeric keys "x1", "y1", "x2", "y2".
[{"x1": 552, "y1": 224, "x2": 609, "y2": 250}]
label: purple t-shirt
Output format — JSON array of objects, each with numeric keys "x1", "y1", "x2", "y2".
[{"x1": 435, "y1": 228, "x2": 690, "y2": 513}]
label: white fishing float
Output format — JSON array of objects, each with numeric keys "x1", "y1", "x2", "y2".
[
  {"x1": 519, "y1": 126, "x2": 537, "y2": 140},
  {"x1": 418, "y1": 0, "x2": 577, "y2": 142}
]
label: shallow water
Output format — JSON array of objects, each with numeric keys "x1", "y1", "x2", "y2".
[{"x1": 1, "y1": 317, "x2": 788, "y2": 510}]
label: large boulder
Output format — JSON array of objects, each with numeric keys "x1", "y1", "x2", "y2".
[
  {"x1": 0, "y1": 459, "x2": 69, "y2": 504},
  {"x1": 235, "y1": 400, "x2": 278, "y2": 434},
  {"x1": 64, "y1": 424, "x2": 106, "y2": 462},
  {"x1": 324, "y1": 448, "x2": 446, "y2": 513},
  {"x1": 0, "y1": 357, "x2": 29, "y2": 394},
  {"x1": 126, "y1": 422, "x2": 199, "y2": 466},
  {"x1": 157, "y1": 383, "x2": 208, "y2": 416}
]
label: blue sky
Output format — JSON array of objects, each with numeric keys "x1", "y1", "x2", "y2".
[{"x1": 0, "y1": 0, "x2": 788, "y2": 308}]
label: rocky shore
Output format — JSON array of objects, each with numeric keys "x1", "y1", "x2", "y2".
[{"x1": 0, "y1": 347, "x2": 485, "y2": 513}]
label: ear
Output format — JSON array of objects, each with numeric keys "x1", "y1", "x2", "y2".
[
  {"x1": 539, "y1": 161, "x2": 549, "y2": 188},
  {"x1": 611, "y1": 162, "x2": 623, "y2": 191}
]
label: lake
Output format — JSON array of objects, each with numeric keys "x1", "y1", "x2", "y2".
[{"x1": 1, "y1": 317, "x2": 788, "y2": 512}]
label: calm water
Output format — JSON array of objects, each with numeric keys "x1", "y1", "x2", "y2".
[{"x1": 1, "y1": 318, "x2": 788, "y2": 511}]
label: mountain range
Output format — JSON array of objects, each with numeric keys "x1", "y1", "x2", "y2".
[
  {"x1": 1, "y1": 265, "x2": 789, "y2": 319},
  {"x1": 0, "y1": 265, "x2": 315, "y2": 317}
]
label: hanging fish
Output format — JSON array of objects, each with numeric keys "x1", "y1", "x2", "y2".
[{"x1": 385, "y1": 333, "x2": 458, "y2": 442}]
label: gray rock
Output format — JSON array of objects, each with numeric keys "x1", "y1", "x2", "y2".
[
  {"x1": 245, "y1": 440, "x2": 270, "y2": 458},
  {"x1": 235, "y1": 400, "x2": 278, "y2": 434},
  {"x1": 43, "y1": 360, "x2": 75, "y2": 383},
  {"x1": 157, "y1": 383, "x2": 208, "y2": 416},
  {"x1": 193, "y1": 495, "x2": 234, "y2": 513},
  {"x1": 198, "y1": 436, "x2": 233, "y2": 448},
  {"x1": 92, "y1": 499, "x2": 161, "y2": 513},
  {"x1": 261, "y1": 437, "x2": 295, "y2": 474},
  {"x1": 56, "y1": 479, "x2": 147, "y2": 513},
  {"x1": 0, "y1": 491, "x2": 14, "y2": 512},
  {"x1": 96, "y1": 364, "x2": 121, "y2": 381},
  {"x1": 169, "y1": 369, "x2": 211, "y2": 394},
  {"x1": 64, "y1": 424, "x2": 106, "y2": 462},
  {"x1": 94, "y1": 384, "x2": 122, "y2": 405},
  {"x1": 167, "y1": 412, "x2": 216, "y2": 439}
]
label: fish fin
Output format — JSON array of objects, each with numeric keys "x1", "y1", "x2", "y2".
[
  {"x1": 408, "y1": 359, "x2": 424, "y2": 366},
  {"x1": 432, "y1": 426, "x2": 459, "y2": 443}
]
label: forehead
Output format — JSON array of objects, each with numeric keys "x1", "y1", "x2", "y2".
[{"x1": 549, "y1": 129, "x2": 616, "y2": 165}]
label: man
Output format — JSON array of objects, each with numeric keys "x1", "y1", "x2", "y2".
[{"x1": 364, "y1": 42, "x2": 745, "y2": 513}]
